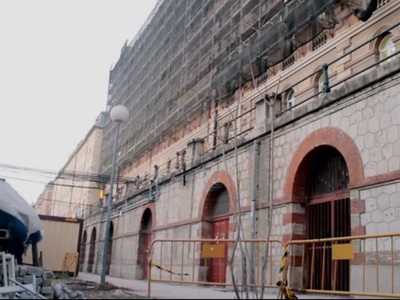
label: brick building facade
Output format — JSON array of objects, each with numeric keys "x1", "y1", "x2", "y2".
[
  {"x1": 81, "y1": 0, "x2": 400, "y2": 294},
  {"x1": 45, "y1": 112, "x2": 106, "y2": 218},
  {"x1": 33, "y1": 182, "x2": 54, "y2": 215},
  {"x1": 51, "y1": 124, "x2": 104, "y2": 218}
]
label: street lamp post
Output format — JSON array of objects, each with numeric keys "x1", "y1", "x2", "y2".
[{"x1": 100, "y1": 105, "x2": 129, "y2": 286}]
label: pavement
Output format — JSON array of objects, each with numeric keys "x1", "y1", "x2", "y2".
[{"x1": 77, "y1": 272, "x2": 352, "y2": 299}]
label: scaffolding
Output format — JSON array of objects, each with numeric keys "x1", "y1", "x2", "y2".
[{"x1": 100, "y1": 0, "x2": 352, "y2": 175}]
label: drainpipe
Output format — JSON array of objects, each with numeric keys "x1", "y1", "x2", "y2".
[
  {"x1": 95, "y1": 207, "x2": 105, "y2": 274},
  {"x1": 119, "y1": 208, "x2": 124, "y2": 278},
  {"x1": 249, "y1": 139, "x2": 261, "y2": 287},
  {"x1": 212, "y1": 96, "x2": 219, "y2": 149}
]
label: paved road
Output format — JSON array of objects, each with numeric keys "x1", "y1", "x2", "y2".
[{"x1": 78, "y1": 272, "x2": 352, "y2": 299}]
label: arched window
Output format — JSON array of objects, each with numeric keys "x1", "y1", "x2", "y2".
[
  {"x1": 318, "y1": 73, "x2": 324, "y2": 93},
  {"x1": 286, "y1": 89, "x2": 295, "y2": 109},
  {"x1": 314, "y1": 72, "x2": 325, "y2": 96},
  {"x1": 379, "y1": 34, "x2": 396, "y2": 64}
]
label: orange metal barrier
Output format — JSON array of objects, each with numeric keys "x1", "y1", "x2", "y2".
[
  {"x1": 147, "y1": 238, "x2": 285, "y2": 297},
  {"x1": 283, "y1": 232, "x2": 400, "y2": 298}
]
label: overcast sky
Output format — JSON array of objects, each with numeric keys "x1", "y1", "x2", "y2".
[{"x1": 0, "y1": 0, "x2": 157, "y2": 204}]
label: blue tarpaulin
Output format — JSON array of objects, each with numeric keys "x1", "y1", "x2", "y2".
[{"x1": 0, "y1": 180, "x2": 43, "y2": 258}]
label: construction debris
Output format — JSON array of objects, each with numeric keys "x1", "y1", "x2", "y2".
[
  {"x1": 16, "y1": 265, "x2": 54, "y2": 298},
  {"x1": 53, "y1": 283, "x2": 85, "y2": 299},
  {"x1": 0, "y1": 257, "x2": 54, "y2": 299},
  {"x1": 52, "y1": 279, "x2": 147, "y2": 299}
]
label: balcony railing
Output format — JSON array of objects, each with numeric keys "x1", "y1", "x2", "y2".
[
  {"x1": 378, "y1": 0, "x2": 392, "y2": 8},
  {"x1": 282, "y1": 53, "x2": 296, "y2": 70},
  {"x1": 256, "y1": 72, "x2": 269, "y2": 87},
  {"x1": 312, "y1": 31, "x2": 328, "y2": 51}
]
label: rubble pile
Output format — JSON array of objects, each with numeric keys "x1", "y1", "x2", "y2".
[
  {"x1": 53, "y1": 283, "x2": 85, "y2": 299},
  {"x1": 15, "y1": 265, "x2": 54, "y2": 298},
  {"x1": 53, "y1": 280, "x2": 137, "y2": 299},
  {"x1": 0, "y1": 265, "x2": 54, "y2": 299}
]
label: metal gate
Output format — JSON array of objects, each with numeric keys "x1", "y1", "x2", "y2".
[
  {"x1": 305, "y1": 146, "x2": 350, "y2": 292},
  {"x1": 208, "y1": 183, "x2": 230, "y2": 283},
  {"x1": 307, "y1": 195, "x2": 350, "y2": 291}
]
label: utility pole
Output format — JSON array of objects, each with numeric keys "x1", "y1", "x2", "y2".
[{"x1": 100, "y1": 105, "x2": 129, "y2": 286}]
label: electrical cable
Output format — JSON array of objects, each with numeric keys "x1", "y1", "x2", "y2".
[
  {"x1": 0, "y1": 163, "x2": 110, "y2": 182},
  {"x1": 0, "y1": 174, "x2": 103, "y2": 190},
  {"x1": 0, "y1": 163, "x2": 129, "y2": 184},
  {"x1": 0, "y1": 162, "x2": 172, "y2": 207},
  {"x1": 0, "y1": 161, "x2": 171, "y2": 185},
  {"x1": 33, "y1": 197, "x2": 96, "y2": 208}
]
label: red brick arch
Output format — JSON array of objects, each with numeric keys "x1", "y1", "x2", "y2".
[
  {"x1": 283, "y1": 127, "x2": 365, "y2": 202},
  {"x1": 198, "y1": 170, "x2": 238, "y2": 220}
]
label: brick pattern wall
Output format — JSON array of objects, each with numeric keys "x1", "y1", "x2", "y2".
[
  {"x1": 82, "y1": 71, "x2": 400, "y2": 282},
  {"x1": 274, "y1": 76, "x2": 400, "y2": 201}
]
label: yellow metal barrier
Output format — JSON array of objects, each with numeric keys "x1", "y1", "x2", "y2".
[
  {"x1": 283, "y1": 232, "x2": 400, "y2": 298},
  {"x1": 147, "y1": 238, "x2": 285, "y2": 297}
]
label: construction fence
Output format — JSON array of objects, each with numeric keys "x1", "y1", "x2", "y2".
[{"x1": 147, "y1": 233, "x2": 400, "y2": 298}]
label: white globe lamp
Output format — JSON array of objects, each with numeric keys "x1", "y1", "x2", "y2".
[{"x1": 110, "y1": 105, "x2": 129, "y2": 123}]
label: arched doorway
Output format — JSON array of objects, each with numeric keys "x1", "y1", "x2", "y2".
[
  {"x1": 79, "y1": 231, "x2": 87, "y2": 272},
  {"x1": 87, "y1": 227, "x2": 96, "y2": 273},
  {"x1": 106, "y1": 222, "x2": 114, "y2": 275},
  {"x1": 297, "y1": 145, "x2": 351, "y2": 291},
  {"x1": 137, "y1": 208, "x2": 153, "y2": 280},
  {"x1": 204, "y1": 183, "x2": 230, "y2": 284}
]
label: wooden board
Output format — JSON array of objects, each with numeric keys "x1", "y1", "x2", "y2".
[{"x1": 63, "y1": 252, "x2": 79, "y2": 276}]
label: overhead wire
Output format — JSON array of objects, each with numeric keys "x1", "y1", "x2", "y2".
[
  {"x1": 0, "y1": 158, "x2": 177, "y2": 197},
  {"x1": 0, "y1": 174, "x2": 103, "y2": 190},
  {"x1": 33, "y1": 197, "x2": 96, "y2": 208},
  {"x1": 0, "y1": 163, "x2": 134, "y2": 183},
  {"x1": 0, "y1": 160, "x2": 175, "y2": 186},
  {"x1": 1, "y1": 175, "x2": 102, "y2": 213},
  {"x1": 0, "y1": 163, "x2": 108, "y2": 181}
]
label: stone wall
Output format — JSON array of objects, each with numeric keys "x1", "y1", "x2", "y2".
[
  {"x1": 81, "y1": 50, "x2": 400, "y2": 294},
  {"x1": 360, "y1": 182, "x2": 400, "y2": 236},
  {"x1": 347, "y1": 181, "x2": 400, "y2": 294}
]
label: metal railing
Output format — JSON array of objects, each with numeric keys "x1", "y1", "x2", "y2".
[
  {"x1": 283, "y1": 232, "x2": 400, "y2": 298},
  {"x1": 147, "y1": 238, "x2": 285, "y2": 297},
  {"x1": 8, "y1": 278, "x2": 47, "y2": 300},
  {"x1": 147, "y1": 233, "x2": 400, "y2": 299}
]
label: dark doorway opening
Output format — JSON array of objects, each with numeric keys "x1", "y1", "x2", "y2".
[
  {"x1": 88, "y1": 228, "x2": 96, "y2": 273},
  {"x1": 138, "y1": 209, "x2": 153, "y2": 280},
  {"x1": 79, "y1": 231, "x2": 87, "y2": 272},
  {"x1": 106, "y1": 222, "x2": 114, "y2": 275}
]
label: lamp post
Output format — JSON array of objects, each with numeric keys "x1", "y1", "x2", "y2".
[{"x1": 100, "y1": 105, "x2": 129, "y2": 286}]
